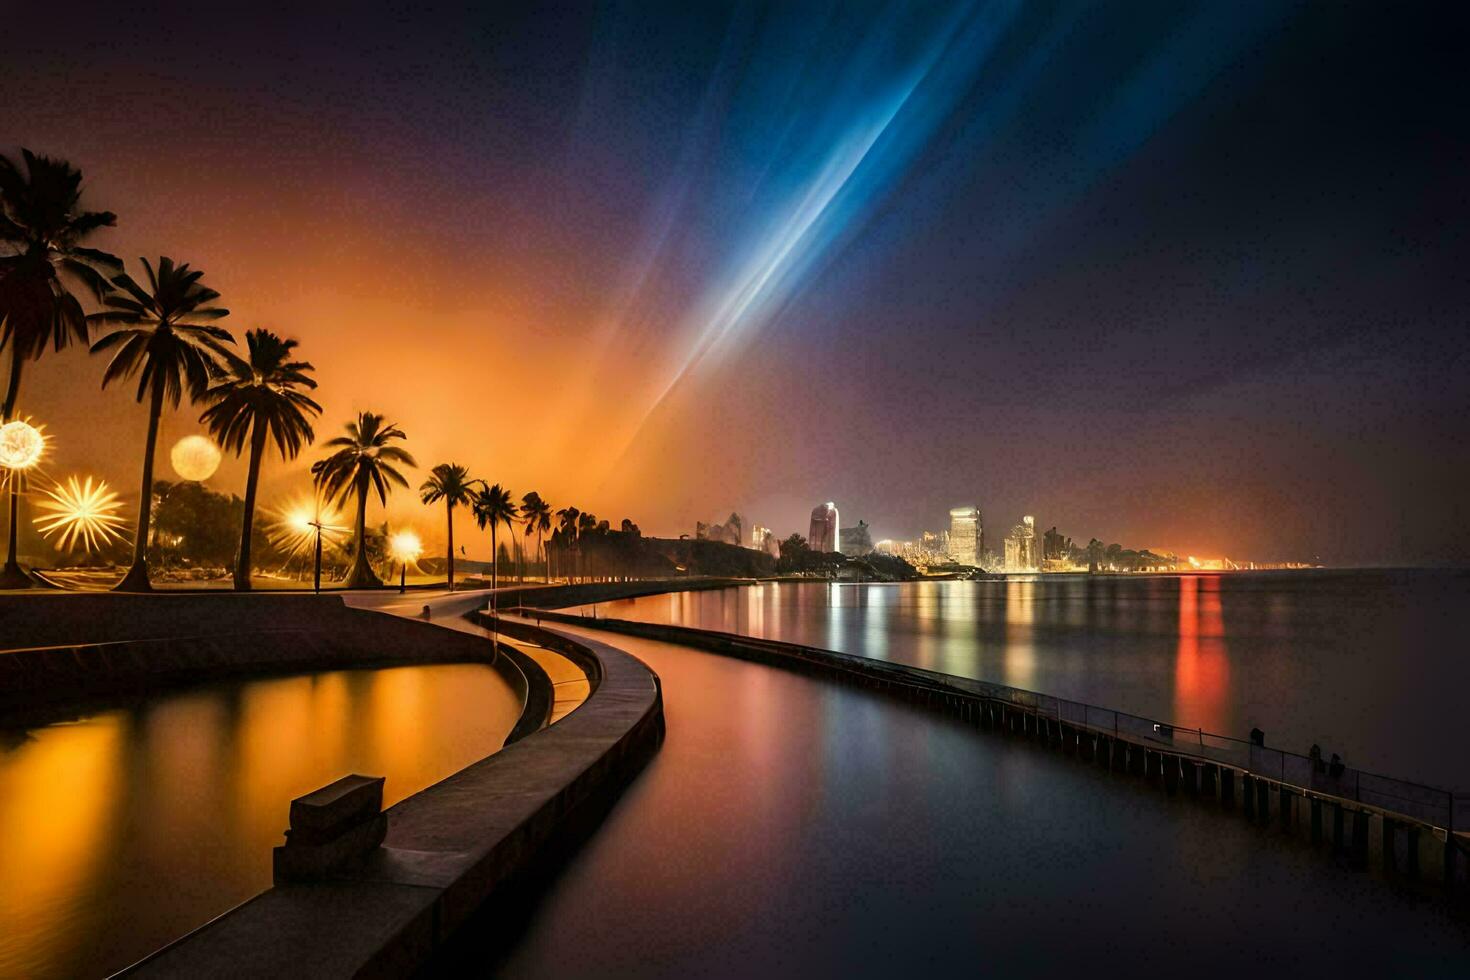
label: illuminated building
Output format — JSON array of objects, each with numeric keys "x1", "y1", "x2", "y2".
[
  {"x1": 750, "y1": 524, "x2": 772, "y2": 550},
  {"x1": 696, "y1": 513, "x2": 743, "y2": 546},
  {"x1": 948, "y1": 506, "x2": 982, "y2": 566},
  {"x1": 839, "y1": 520, "x2": 873, "y2": 556},
  {"x1": 808, "y1": 501, "x2": 839, "y2": 553},
  {"x1": 1004, "y1": 515, "x2": 1038, "y2": 571}
]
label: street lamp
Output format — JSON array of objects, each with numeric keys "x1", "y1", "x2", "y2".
[
  {"x1": 0, "y1": 419, "x2": 47, "y2": 589},
  {"x1": 308, "y1": 519, "x2": 326, "y2": 593},
  {"x1": 388, "y1": 530, "x2": 422, "y2": 594},
  {"x1": 272, "y1": 496, "x2": 345, "y2": 593}
]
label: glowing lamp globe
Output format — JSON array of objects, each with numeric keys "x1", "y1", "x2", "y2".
[
  {"x1": 388, "y1": 529, "x2": 423, "y2": 565},
  {"x1": 0, "y1": 420, "x2": 45, "y2": 471},
  {"x1": 170, "y1": 435, "x2": 222, "y2": 482}
]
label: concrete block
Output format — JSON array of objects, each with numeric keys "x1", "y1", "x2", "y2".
[
  {"x1": 289, "y1": 774, "x2": 385, "y2": 841},
  {"x1": 274, "y1": 812, "x2": 388, "y2": 883}
]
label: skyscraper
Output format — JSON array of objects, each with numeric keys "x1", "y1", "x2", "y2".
[
  {"x1": 1004, "y1": 515, "x2": 1038, "y2": 571},
  {"x1": 839, "y1": 520, "x2": 873, "y2": 556},
  {"x1": 948, "y1": 506, "x2": 982, "y2": 566},
  {"x1": 809, "y1": 502, "x2": 840, "y2": 553},
  {"x1": 750, "y1": 524, "x2": 773, "y2": 551}
]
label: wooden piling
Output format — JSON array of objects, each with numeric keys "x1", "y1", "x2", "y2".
[{"x1": 1163, "y1": 755, "x2": 1180, "y2": 794}]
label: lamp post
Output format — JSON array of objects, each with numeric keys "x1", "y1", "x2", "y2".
[
  {"x1": 308, "y1": 519, "x2": 325, "y2": 594},
  {"x1": 387, "y1": 530, "x2": 422, "y2": 596},
  {"x1": 0, "y1": 419, "x2": 47, "y2": 590}
]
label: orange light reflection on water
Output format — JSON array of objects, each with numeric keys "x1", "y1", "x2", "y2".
[{"x1": 1173, "y1": 575, "x2": 1230, "y2": 731}]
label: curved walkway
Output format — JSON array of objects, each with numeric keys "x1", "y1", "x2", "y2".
[
  {"x1": 123, "y1": 608, "x2": 662, "y2": 977},
  {"x1": 445, "y1": 623, "x2": 1470, "y2": 977}
]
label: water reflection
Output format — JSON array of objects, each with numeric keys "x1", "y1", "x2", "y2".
[
  {"x1": 1002, "y1": 579, "x2": 1036, "y2": 690},
  {"x1": 1174, "y1": 576, "x2": 1230, "y2": 733},
  {"x1": 603, "y1": 571, "x2": 1470, "y2": 786},
  {"x1": 0, "y1": 663, "x2": 521, "y2": 980},
  {"x1": 485, "y1": 624, "x2": 1470, "y2": 978}
]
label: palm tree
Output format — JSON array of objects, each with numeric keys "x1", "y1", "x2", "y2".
[
  {"x1": 419, "y1": 463, "x2": 476, "y2": 591},
  {"x1": 310, "y1": 412, "x2": 415, "y2": 589},
  {"x1": 0, "y1": 150, "x2": 120, "y2": 418},
  {"x1": 89, "y1": 257, "x2": 233, "y2": 592},
  {"x1": 0, "y1": 150, "x2": 120, "y2": 588},
  {"x1": 521, "y1": 491, "x2": 551, "y2": 583},
  {"x1": 199, "y1": 329, "x2": 320, "y2": 591},
  {"x1": 578, "y1": 511, "x2": 598, "y2": 581},
  {"x1": 556, "y1": 505, "x2": 580, "y2": 583},
  {"x1": 472, "y1": 483, "x2": 517, "y2": 591}
]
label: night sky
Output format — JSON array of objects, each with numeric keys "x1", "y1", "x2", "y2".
[{"x1": 4, "y1": 1, "x2": 1467, "y2": 564}]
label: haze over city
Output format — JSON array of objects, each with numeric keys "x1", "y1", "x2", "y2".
[{"x1": 4, "y1": 0, "x2": 1466, "y2": 567}]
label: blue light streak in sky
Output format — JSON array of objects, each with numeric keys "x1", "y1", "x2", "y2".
[{"x1": 605, "y1": 0, "x2": 1291, "y2": 464}]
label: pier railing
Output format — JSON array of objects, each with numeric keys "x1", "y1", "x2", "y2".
[{"x1": 981, "y1": 682, "x2": 1461, "y2": 832}]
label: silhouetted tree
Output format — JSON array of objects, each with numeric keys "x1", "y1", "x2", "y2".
[
  {"x1": 0, "y1": 150, "x2": 120, "y2": 419},
  {"x1": 0, "y1": 150, "x2": 120, "y2": 587},
  {"x1": 419, "y1": 463, "x2": 476, "y2": 591},
  {"x1": 472, "y1": 483, "x2": 517, "y2": 591},
  {"x1": 521, "y1": 491, "x2": 551, "y2": 583},
  {"x1": 200, "y1": 329, "x2": 319, "y2": 590},
  {"x1": 89, "y1": 257, "x2": 234, "y2": 591},
  {"x1": 310, "y1": 412, "x2": 415, "y2": 588},
  {"x1": 555, "y1": 505, "x2": 580, "y2": 582}
]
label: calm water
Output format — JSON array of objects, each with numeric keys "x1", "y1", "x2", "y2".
[
  {"x1": 465, "y1": 625, "x2": 1470, "y2": 977},
  {"x1": 0, "y1": 663, "x2": 521, "y2": 980},
  {"x1": 594, "y1": 571, "x2": 1470, "y2": 788}
]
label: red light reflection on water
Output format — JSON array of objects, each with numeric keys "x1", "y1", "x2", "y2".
[{"x1": 1173, "y1": 575, "x2": 1230, "y2": 731}]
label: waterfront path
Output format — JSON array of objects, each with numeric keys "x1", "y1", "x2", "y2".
[{"x1": 448, "y1": 622, "x2": 1470, "y2": 977}]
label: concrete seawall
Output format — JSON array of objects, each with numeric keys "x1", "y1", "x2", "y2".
[
  {"x1": 0, "y1": 593, "x2": 534, "y2": 723},
  {"x1": 115, "y1": 613, "x2": 664, "y2": 977},
  {"x1": 525, "y1": 608, "x2": 1470, "y2": 894},
  {"x1": 481, "y1": 576, "x2": 761, "y2": 611}
]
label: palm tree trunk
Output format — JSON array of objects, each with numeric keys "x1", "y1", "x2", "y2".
[
  {"x1": 1, "y1": 348, "x2": 21, "y2": 420},
  {"x1": 490, "y1": 525, "x2": 498, "y2": 591},
  {"x1": 1, "y1": 481, "x2": 21, "y2": 586},
  {"x1": 538, "y1": 530, "x2": 545, "y2": 583},
  {"x1": 345, "y1": 473, "x2": 380, "y2": 588},
  {"x1": 233, "y1": 425, "x2": 268, "y2": 591},
  {"x1": 446, "y1": 499, "x2": 455, "y2": 591},
  {"x1": 115, "y1": 383, "x2": 165, "y2": 592}
]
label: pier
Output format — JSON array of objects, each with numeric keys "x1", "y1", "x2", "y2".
[{"x1": 517, "y1": 606, "x2": 1470, "y2": 890}]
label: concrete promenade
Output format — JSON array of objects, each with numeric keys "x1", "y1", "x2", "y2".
[{"x1": 116, "y1": 601, "x2": 664, "y2": 977}]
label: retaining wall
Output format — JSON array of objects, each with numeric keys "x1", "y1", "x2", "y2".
[
  {"x1": 119, "y1": 616, "x2": 663, "y2": 977},
  {"x1": 0, "y1": 594, "x2": 532, "y2": 722}
]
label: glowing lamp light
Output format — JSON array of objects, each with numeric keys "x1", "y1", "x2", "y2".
[
  {"x1": 268, "y1": 495, "x2": 346, "y2": 558},
  {"x1": 388, "y1": 530, "x2": 423, "y2": 566},
  {"x1": 34, "y1": 476, "x2": 128, "y2": 553},
  {"x1": 170, "y1": 435, "x2": 222, "y2": 482},
  {"x1": 0, "y1": 419, "x2": 45, "y2": 471}
]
